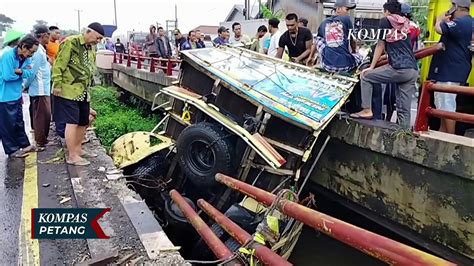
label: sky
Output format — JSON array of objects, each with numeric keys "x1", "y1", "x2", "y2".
[{"x1": 0, "y1": 0, "x2": 254, "y2": 36}]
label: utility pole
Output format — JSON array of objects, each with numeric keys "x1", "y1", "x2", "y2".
[
  {"x1": 114, "y1": 0, "x2": 118, "y2": 26},
  {"x1": 175, "y1": 4, "x2": 178, "y2": 29},
  {"x1": 75, "y1": 9, "x2": 82, "y2": 33}
]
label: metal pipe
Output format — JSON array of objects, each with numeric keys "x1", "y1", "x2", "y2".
[
  {"x1": 426, "y1": 82, "x2": 474, "y2": 96},
  {"x1": 197, "y1": 199, "x2": 292, "y2": 266},
  {"x1": 376, "y1": 43, "x2": 445, "y2": 68},
  {"x1": 169, "y1": 190, "x2": 234, "y2": 260},
  {"x1": 427, "y1": 108, "x2": 474, "y2": 125},
  {"x1": 215, "y1": 174, "x2": 457, "y2": 266}
]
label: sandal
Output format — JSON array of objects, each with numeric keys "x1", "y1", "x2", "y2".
[
  {"x1": 349, "y1": 113, "x2": 373, "y2": 120},
  {"x1": 66, "y1": 158, "x2": 91, "y2": 166},
  {"x1": 35, "y1": 146, "x2": 46, "y2": 152},
  {"x1": 9, "y1": 151, "x2": 29, "y2": 158},
  {"x1": 81, "y1": 151, "x2": 98, "y2": 158}
]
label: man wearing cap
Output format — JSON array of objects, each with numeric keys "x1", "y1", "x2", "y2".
[
  {"x1": 314, "y1": 0, "x2": 362, "y2": 73},
  {"x1": 428, "y1": 0, "x2": 472, "y2": 134},
  {"x1": 213, "y1": 26, "x2": 230, "y2": 47},
  {"x1": 0, "y1": 29, "x2": 25, "y2": 59},
  {"x1": 52, "y1": 22, "x2": 104, "y2": 166},
  {"x1": 24, "y1": 26, "x2": 52, "y2": 151}
]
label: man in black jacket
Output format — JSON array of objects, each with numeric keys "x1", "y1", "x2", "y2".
[{"x1": 156, "y1": 27, "x2": 172, "y2": 58}]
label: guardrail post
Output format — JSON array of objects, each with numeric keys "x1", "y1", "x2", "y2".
[
  {"x1": 119, "y1": 53, "x2": 123, "y2": 64},
  {"x1": 113, "y1": 53, "x2": 117, "y2": 63},
  {"x1": 166, "y1": 58, "x2": 173, "y2": 76},
  {"x1": 415, "y1": 82, "x2": 433, "y2": 132},
  {"x1": 137, "y1": 55, "x2": 142, "y2": 69},
  {"x1": 126, "y1": 53, "x2": 131, "y2": 67},
  {"x1": 150, "y1": 58, "x2": 155, "y2": 73}
]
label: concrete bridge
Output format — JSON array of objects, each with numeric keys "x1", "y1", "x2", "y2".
[{"x1": 96, "y1": 51, "x2": 474, "y2": 265}]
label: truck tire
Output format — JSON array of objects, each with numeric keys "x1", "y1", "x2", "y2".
[
  {"x1": 131, "y1": 152, "x2": 168, "y2": 180},
  {"x1": 177, "y1": 122, "x2": 234, "y2": 188}
]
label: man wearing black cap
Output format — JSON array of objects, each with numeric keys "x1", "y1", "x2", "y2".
[
  {"x1": 213, "y1": 26, "x2": 229, "y2": 47},
  {"x1": 52, "y1": 22, "x2": 104, "y2": 166},
  {"x1": 429, "y1": 0, "x2": 472, "y2": 134},
  {"x1": 25, "y1": 26, "x2": 52, "y2": 151},
  {"x1": 314, "y1": 0, "x2": 362, "y2": 73}
]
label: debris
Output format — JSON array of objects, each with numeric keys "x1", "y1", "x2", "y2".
[
  {"x1": 60, "y1": 197, "x2": 71, "y2": 204},
  {"x1": 159, "y1": 247, "x2": 181, "y2": 252},
  {"x1": 129, "y1": 256, "x2": 143, "y2": 266},
  {"x1": 106, "y1": 173, "x2": 123, "y2": 180},
  {"x1": 98, "y1": 167, "x2": 106, "y2": 172},
  {"x1": 106, "y1": 169, "x2": 121, "y2": 175},
  {"x1": 76, "y1": 250, "x2": 119, "y2": 266},
  {"x1": 41, "y1": 148, "x2": 65, "y2": 164},
  {"x1": 42, "y1": 183, "x2": 50, "y2": 187},
  {"x1": 115, "y1": 253, "x2": 135, "y2": 265}
]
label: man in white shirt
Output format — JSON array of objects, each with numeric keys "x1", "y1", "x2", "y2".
[
  {"x1": 229, "y1": 22, "x2": 251, "y2": 45},
  {"x1": 267, "y1": 18, "x2": 282, "y2": 57}
]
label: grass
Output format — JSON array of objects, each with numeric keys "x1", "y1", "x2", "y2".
[{"x1": 90, "y1": 86, "x2": 157, "y2": 149}]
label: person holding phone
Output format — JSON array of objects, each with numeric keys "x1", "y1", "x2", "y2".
[{"x1": 428, "y1": 0, "x2": 472, "y2": 134}]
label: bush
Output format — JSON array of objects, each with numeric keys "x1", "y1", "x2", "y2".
[{"x1": 91, "y1": 86, "x2": 157, "y2": 149}]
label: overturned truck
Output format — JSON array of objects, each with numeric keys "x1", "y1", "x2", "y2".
[{"x1": 109, "y1": 46, "x2": 457, "y2": 265}]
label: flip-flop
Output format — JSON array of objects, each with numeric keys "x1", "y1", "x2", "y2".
[
  {"x1": 350, "y1": 113, "x2": 373, "y2": 120},
  {"x1": 35, "y1": 146, "x2": 46, "y2": 152},
  {"x1": 66, "y1": 158, "x2": 91, "y2": 166},
  {"x1": 10, "y1": 152, "x2": 29, "y2": 158},
  {"x1": 81, "y1": 151, "x2": 98, "y2": 158}
]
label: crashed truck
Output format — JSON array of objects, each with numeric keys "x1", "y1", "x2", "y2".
[{"x1": 109, "y1": 46, "x2": 453, "y2": 264}]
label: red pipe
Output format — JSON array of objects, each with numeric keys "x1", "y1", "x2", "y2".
[
  {"x1": 169, "y1": 190, "x2": 234, "y2": 261},
  {"x1": 166, "y1": 58, "x2": 173, "y2": 76},
  {"x1": 126, "y1": 53, "x2": 131, "y2": 67},
  {"x1": 376, "y1": 43, "x2": 445, "y2": 68},
  {"x1": 113, "y1": 53, "x2": 117, "y2": 64},
  {"x1": 150, "y1": 58, "x2": 156, "y2": 73},
  {"x1": 119, "y1": 53, "x2": 123, "y2": 64},
  {"x1": 137, "y1": 55, "x2": 142, "y2": 69},
  {"x1": 197, "y1": 199, "x2": 292, "y2": 266},
  {"x1": 427, "y1": 108, "x2": 474, "y2": 124},
  {"x1": 215, "y1": 174, "x2": 457, "y2": 266},
  {"x1": 425, "y1": 82, "x2": 474, "y2": 96}
]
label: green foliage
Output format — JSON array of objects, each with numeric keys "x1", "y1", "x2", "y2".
[
  {"x1": 91, "y1": 86, "x2": 157, "y2": 149},
  {"x1": 260, "y1": 4, "x2": 285, "y2": 20},
  {"x1": 407, "y1": 0, "x2": 430, "y2": 41}
]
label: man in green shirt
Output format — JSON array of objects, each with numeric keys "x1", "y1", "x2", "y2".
[{"x1": 52, "y1": 22, "x2": 104, "y2": 166}]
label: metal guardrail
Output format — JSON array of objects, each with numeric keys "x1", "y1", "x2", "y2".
[
  {"x1": 215, "y1": 174, "x2": 457, "y2": 266},
  {"x1": 415, "y1": 82, "x2": 474, "y2": 132},
  {"x1": 113, "y1": 53, "x2": 182, "y2": 76}
]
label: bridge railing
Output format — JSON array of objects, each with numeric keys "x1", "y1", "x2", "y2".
[
  {"x1": 415, "y1": 81, "x2": 474, "y2": 132},
  {"x1": 113, "y1": 53, "x2": 182, "y2": 76}
]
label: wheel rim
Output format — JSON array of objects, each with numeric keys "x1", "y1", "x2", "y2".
[{"x1": 188, "y1": 140, "x2": 216, "y2": 174}]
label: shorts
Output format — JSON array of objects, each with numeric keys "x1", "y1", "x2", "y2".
[
  {"x1": 434, "y1": 82, "x2": 459, "y2": 112},
  {"x1": 53, "y1": 96, "x2": 90, "y2": 126}
]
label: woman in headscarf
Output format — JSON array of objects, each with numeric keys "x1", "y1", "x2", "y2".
[{"x1": 0, "y1": 34, "x2": 39, "y2": 158}]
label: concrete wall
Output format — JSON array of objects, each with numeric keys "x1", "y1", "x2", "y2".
[
  {"x1": 112, "y1": 64, "x2": 176, "y2": 103},
  {"x1": 311, "y1": 119, "x2": 474, "y2": 260}
]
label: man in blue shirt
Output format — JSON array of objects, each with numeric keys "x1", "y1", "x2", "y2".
[
  {"x1": 428, "y1": 0, "x2": 472, "y2": 134},
  {"x1": 213, "y1": 26, "x2": 230, "y2": 47},
  {"x1": 0, "y1": 34, "x2": 38, "y2": 157},
  {"x1": 25, "y1": 26, "x2": 52, "y2": 150},
  {"x1": 315, "y1": 0, "x2": 362, "y2": 73}
]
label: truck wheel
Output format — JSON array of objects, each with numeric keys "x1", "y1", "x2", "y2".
[
  {"x1": 130, "y1": 152, "x2": 169, "y2": 181},
  {"x1": 177, "y1": 122, "x2": 234, "y2": 188}
]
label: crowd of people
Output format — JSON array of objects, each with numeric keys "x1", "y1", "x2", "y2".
[
  {"x1": 211, "y1": 0, "x2": 472, "y2": 134},
  {"x1": 0, "y1": 22, "x2": 104, "y2": 165},
  {"x1": 0, "y1": 0, "x2": 471, "y2": 162}
]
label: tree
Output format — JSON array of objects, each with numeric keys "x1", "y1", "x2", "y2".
[
  {"x1": 0, "y1": 13, "x2": 15, "y2": 33},
  {"x1": 33, "y1": 20, "x2": 48, "y2": 30}
]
